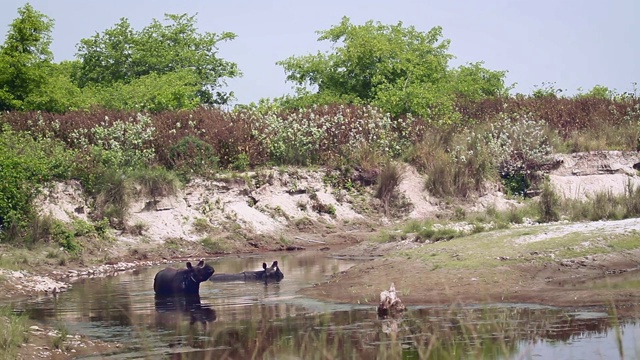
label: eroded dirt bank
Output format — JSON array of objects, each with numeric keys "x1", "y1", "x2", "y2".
[{"x1": 3, "y1": 151, "x2": 640, "y2": 358}]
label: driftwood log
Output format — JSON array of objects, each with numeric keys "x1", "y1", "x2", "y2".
[{"x1": 377, "y1": 282, "x2": 406, "y2": 317}]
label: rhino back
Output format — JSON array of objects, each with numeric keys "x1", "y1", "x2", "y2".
[
  {"x1": 154, "y1": 268, "x2": 182, "y2": 295},
  {"x1": 209, "y1": 273, "x2": 248, "y2": 282}
]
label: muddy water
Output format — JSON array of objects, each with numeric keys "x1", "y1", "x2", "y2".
[{"x1": 10, "y1": 251, "x2": 640, "y2": 359}]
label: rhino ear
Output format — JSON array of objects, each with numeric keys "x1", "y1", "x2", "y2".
[
  {"x1": 263, "y1": 263, "x2": 267, "y2": 270},
  {"x1": 272, "y1": 261, "x2": 278, "y2": 268},
  {"x1": 197, "y1": 259, "x2": 205, "y2": 267},
  {"x1": 186, "y1": 262, "x2": 193, "y2": 270}
]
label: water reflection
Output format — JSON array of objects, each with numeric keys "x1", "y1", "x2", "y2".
[
  {"x1": 7, "y1": 252, "x2": 640, "y2": 359},
  {"x1": 83, "y1": 306, "x2": 636, "y2": 360},
  {"x1": 154, "y1": 294, "x2": 216, "y2": 328}
]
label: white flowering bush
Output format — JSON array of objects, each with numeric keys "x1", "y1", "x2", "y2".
[
  {"x1": 70, "y1": 113, "x2": 156, "y2": 171},
  {"x1": 252, "y1": 105, "x2": 416, "y2": 165},
  {"x1": 485, "y1": 113, "x2": 553, "y2": 176},
  {"x1": 484, "y1": 113, "x2": 553, "y2": 195}
]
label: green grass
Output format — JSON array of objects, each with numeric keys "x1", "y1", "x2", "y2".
[
  {"x1": 394, "y1": 224, "x2": 640, "y2": 271},
  {"x1": 200, "y1": 237, "x2": 230, "y2": 253},
  {"x1": 0, "y1": 306, "x2": 29, "y2": 360},
  {"x1": 192, "y1": 217, "x2": 214, "y2": 234}
]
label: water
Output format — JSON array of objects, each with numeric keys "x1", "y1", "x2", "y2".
[{"x1": 8, "y1": 251, "x2": 640, "y2": 359}]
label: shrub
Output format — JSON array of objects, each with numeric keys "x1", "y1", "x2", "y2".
[
  {"x1": 0, "y1": 125, "x2": 75, "y2": 241},
  {"x1": 200, "y1": 237, "x2": 228, "y2": 253},
  {"x1": 376, "y1": 161, "x2": 403, "y2": 214},
  {"x1": 622, "y1": 180, "x2": 640, "y2": 217},
  {"x1": 537, "y1": 181, "x2": 560, "y2": 223},
  {"x1": 418, "y1": 126, "x2": 495, "y2": 199},
  {"x1": 50, "y1": 220, "x2": 82, "y2": 255},
  {"x1": 192, "y1": 218, "x2": 214, "y2": 234},
  {"x1": 25, "y1": 215, "x2": 54, "y2": 246},
  {"x1": 502, "y1": 173, "x2": 530, "y2": 197},
  {"x1": 0, "y1": 306, "x2": 29, "y2": 358},
  {"x1": 231, "y1": 153, "x2": 251, "y2": 171},
  {"x1": 457, "y1": 96, "x2": 640, "y2": 146},
  {"x1": 68, "y1": 113, "x2": 156, "y2": 172},
  {"x1": 311, "y1": 201, "x2": 336, "y2": 216},
  {"x1": 92, "y1": 169, "x2": 128, "y2": 228},
  {"x1": 485, "y1": 113, "x2": 554, "y2": 195},
  {"x1": 588, "y1": 190, "x2": 624, "y2": 221},
  {"x1": 252, "y1": 105, "x2": 417, "y2": 166},
  {"x1": 168, "y1": 135, "x2": 219, "y2": 176},
  {"x1": 129, "y1": 167, "x2": 181, "y2": 200},
  {"x1": 414, "y1": 223, "x2": 462, "y2": 243},
  {"x1": 127, "y1": 221, "x2": 148, "y2": 236}
]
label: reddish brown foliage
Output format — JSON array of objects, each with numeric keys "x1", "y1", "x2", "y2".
[
  {"x1": 151, "y1": 108, "x2": 267, "y2": 168},
  {"x1": 1, "y1": 96, "x2": 638, "y2": 172},
  {"x1": 1, "y1": 108, "x2": 268, "y2": 169},
  {"x1": 457, "y1": 96, "x2": 639, "y2": 138}
]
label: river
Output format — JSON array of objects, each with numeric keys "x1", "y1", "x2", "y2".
[{"x1": 8, "y1": 251, "x2": 640, "y2": 359}]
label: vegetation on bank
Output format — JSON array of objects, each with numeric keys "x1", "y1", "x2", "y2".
[
  {"x1": 1, "y1": 95, "x2": 638, "y2": 244},
  {"x1": 378, "y1": 178, "x2": 640, "y2": 246},
  {"x1": 0, "y1": 3, "x2": 639, "y2": 249},
  {"x1": 0, "y1": 306, "x2": 29, "y2": 360}
]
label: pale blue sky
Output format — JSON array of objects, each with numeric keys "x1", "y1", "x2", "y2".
[{"x1": 1, "y1": 0, "x2": 638, "y2": 104}]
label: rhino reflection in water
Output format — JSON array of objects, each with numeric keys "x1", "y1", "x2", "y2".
[
  {"x1": 209, "y1": 261, "x2": 284, "y2": 283},
  {"x1": 154, "y1": 294, "x2": 217, "y2": 328}
]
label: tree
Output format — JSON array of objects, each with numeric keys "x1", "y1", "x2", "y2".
[
  {"x1": 277, "y1": 17, "x2": 507, "y2": 121},
  {"x1": 22, "y1": 60, "x2": 87, "y2": 112},
  {"x1": 576, "y1": 84, "x2": 614, "y2": 100},
  {"x1": 0, "y1": 3, "x2": 55, "y2": 111},
  {"x1": 449, "y1": 62, "x2": 510, "y2": 101},
  {"x1": 83, "y1": 69, "x2": 202, "y2": 112},
  {"x1": 75, "y1": 13, "x2": 240, "y2": 105}
]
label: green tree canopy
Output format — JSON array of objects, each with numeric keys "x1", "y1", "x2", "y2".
[
  {"x1": 81, "y1": 69, "x2": 202, "y2": 112},
  {"x1": 0, "y1": 3, "x2": 54, "y2": 111},
  {"x1": 278, "y1": 17, "x2": 507, "y2": 121},
  {"x1": 74, "y1": 13, "x2": 241, "y2": 105}
]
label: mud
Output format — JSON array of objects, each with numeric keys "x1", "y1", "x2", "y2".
[{"x1": 301, "y1": 252, "x2": 640, "y2": 311}]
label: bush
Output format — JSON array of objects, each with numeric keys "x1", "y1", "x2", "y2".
[
  {"x1": 168, "y1": 135, "x2": 219, "y2": 176},
  {"x1": 252, "y1": 105, "x2": 417, "y2": 166},
  {"x1": 417, "y1": 126, "x2": 495, "y2": 199},
  {"x1": 69, "y1": 113, "x2": 156, "y2": 172},
  {"x1": 0, "y1": 125, "x2": 75, "y2": 241},
  {"x1": 376, "y1": 161, "x2": 402, "y2": 214},
  {"x1": 200, "y1": 236, "x2": 228, "y2": 253},
  {"x1": 92, "y1": 169, "x2": 128, "y2": 228},
  {"x1": 622, "y1": 180, "x2": 640, "y2": 217},
  {"x1": 129, "y1": 167, "x2": 181, "y2": 200},
  {"x1": 486, "y1": 113, "x2": 554, "y2": 187},
  {"x1": 231, "y1": 153, "x2": 250, "y2": 171},
  {"x1": 537, "y1": 181, "x2": 560, "y2": 223},
  {"x1": 51, "y1": 220, "x2": 82, "y2": 255},
  {"x1": 0, "y1": 306, "x2": 29, "y2": 358}
]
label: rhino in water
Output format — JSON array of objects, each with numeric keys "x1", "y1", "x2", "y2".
[
  {"x1": 153, "y1": 260, "x2": 215, "y2": 296},
  {"x1": 209, "y1": 261, "x2": 283, "y2": 283}
]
